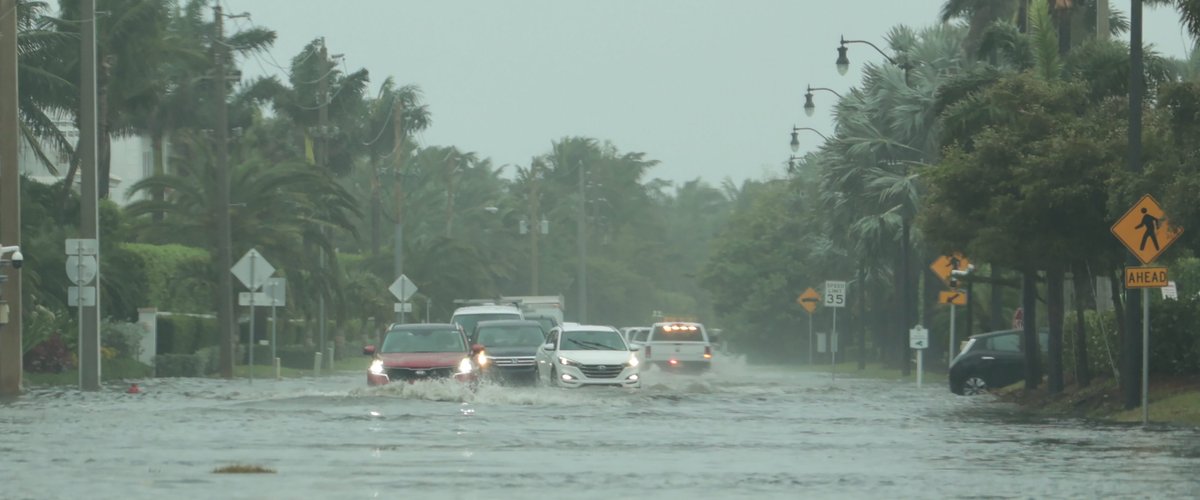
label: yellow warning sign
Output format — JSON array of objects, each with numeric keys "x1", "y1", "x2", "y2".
[
  {"x1": 1125, "y1": 266, "x2": 1169, "y2": 289},
  {"x1": 939, "y1": 290, "x2": 967, "y2": 306},
  {"x1": 797, "y1": 287, "x2": 819, "y2": 314},
  {"x1": 1111, "y1": 194, "x2": 1183, "y2": 265},
  {"x1": 930, "y1": 253, "x2": 970, "y2": 285}
]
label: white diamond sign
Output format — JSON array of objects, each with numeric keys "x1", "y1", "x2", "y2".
[
  {"x1": 231, "y1": 249, "x2": 275, "y2": 291},
  {"x1": 389, "y1": 274, "x2": 417, "y2": 301}
]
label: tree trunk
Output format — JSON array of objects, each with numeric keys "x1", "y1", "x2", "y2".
[
  {"x1": 990, "y1": 265, "x2": 1005, "y2": 330},
  {"x1": 1047, "y1": 266, "x2": 1065, "y2": 393},
  {"x1": 152, "y1": 129, "x2": 165, "y2": 222},
  {"x1": 1109, "y1": 267, "x2": 1125, "y2": 383},
  {"x1": 857, "y1": 266, "x2": 867, "y2": 370},
  {"x1": 445, "y1": 158, "x2": 457, "y2": 238},
  {"x1": 1071, "y1": 262, "x2": 1092, "y2": 387},
  {"x1": 921, "y1": 263, "x2": 942, "y2": 364},
  {"x1": 369, "y1": 158, "x2": 381, "y2": 256},
  {"x1": 97, "y1": 56, "x2": 112, "y2": 199},
  {"x1": 892, "y1": 250, "x2": 906, "y2": 370},
  {"x1": 1022, "y1": 269, "x2": 1041, "y2": 390},
  {"x1": 1018, "y1": 0, "x2": 1030, "y2": 33}
]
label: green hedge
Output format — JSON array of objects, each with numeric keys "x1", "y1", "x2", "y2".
[
  {"x1": 157, "y1": 314, "x2": 218, "y2": 355},
  {"x1": 121, "y1": 243, "x2": 211, "y2": 314},
  {"x1": 154, "y1": 353, "x2": 205, "y2": 377}
]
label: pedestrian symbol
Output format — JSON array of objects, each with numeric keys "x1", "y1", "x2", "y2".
[
  {"x1": 1111, "y1": 194, "x2": 1183, "y2": 265},
  {"x1": 930, "y1": 252, "x2": 970, "y2": 285}
]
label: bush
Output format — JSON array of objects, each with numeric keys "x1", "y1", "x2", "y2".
[
  {"x1": 276, "y1": 345, "x2": 319, "y2": 370},
  {"x1": 1149, "y1": 295, "x2": 1200, "y2": 375},
  {"x1": 102, "y1": 320, "x2": 145, "y2": 360},
  {"x1": 121, "y1": 243, "x2": 211, "y2": 313},
  {"x1": 195, "y1": 346, "x2": 221, "y2": 375},
  {"x1": 154, "y1": 353, "x2": 205, "y2": 377},
  {"x1": 157, "y1": 314, "x2": 218, "y2": 354},
  {"x1": 24, "y1": 333, "x2": 75, "y2": 373}
]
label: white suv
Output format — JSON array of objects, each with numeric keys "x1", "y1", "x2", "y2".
[
  {"x1": 536, "y1": 324, "x2": 641, "y2": 388},
  {"x1": 450, "y1": 304, "x2": 523, "y2": 341}
]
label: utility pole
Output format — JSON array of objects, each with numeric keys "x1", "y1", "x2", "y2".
[
  {"x1": 1123, "y1": 0, "x2": 1144, "y2": 410},
  {"x1": 576, "y1": 160, "x2": 587, "y2": 323},
  {"x1": 1097, "y1": 0, "x2": 1110, "y2": 41},
  {"x1": 529, "y1": 159, "x2": 541, "y2": 295},
  {"x1": 317, "y1": 39, "x2": 328, "y2": 358},
  {"x1": 79, "y1": 0, "x2": 101, "y2": 390},
  {"x1": 0, "y1": 0, "x2": 23, "y2": 396},
  {"x1": 392, "y1": 99, "x2": 405, "y2": 322},
  {"x1": 213, "y1": 3, "x2": 235, "y2": 378}
]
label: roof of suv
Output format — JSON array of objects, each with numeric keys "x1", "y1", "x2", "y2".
[
  {"x1": 476, "y1": 319, "x2": 543, "y2": 328},
  {"x1": 386, "y1": 322, "x2": 460, "y2": 332},
  {"x1": 452, "y1": 305, "x2": 522, "y2": 315}
]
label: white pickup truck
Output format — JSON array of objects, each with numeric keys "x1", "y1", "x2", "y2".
[{"x1": 638, "y1": 322, "x2": 713, "y2": 372}]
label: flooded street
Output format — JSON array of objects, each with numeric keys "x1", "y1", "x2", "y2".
[{"x1": 4, "y1": 361, "x2": 1200, "y2": 499}]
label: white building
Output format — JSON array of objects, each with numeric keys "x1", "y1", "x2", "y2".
[{"x1": 19, "y1": 120, "x2": 165, "y2": 206}]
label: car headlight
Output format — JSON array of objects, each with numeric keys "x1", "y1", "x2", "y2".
[
  {"x1": 626, "y1": 354, "x2": 639, "y2": 368},
  {"x1": 457, "y1": 357, "x2": 474, "y2": 374},
  {"x1": 369, "y1": 359, "x2": 385, "y2": 375},
  {"x1": 558, "y1": 356, "x2": 579, "y2": 366},
  {"x1": 477, "y1": 352, "x2": 489, "y2": 366}
]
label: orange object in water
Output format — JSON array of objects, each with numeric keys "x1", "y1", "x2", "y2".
[{"x1": 126, "y1": 383, "x2": 141, "y2": 394}]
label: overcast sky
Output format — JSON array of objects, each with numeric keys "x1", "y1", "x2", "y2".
[{"x1": 224, "y1": 0, "x2": 1194, "y2": 185}]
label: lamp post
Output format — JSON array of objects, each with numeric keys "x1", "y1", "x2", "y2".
[
  {"x1": 790, "y1": 126, "x2": 829, "y2": 153},
  {"x1": 837, "y1": 34, "x2": 916, "y2": 376},
  {"x1": 804, "y1": 85, "x2": 843, "y2": 117},
  {"x1": 576, "y1": 160, "x2": 587, "y2": 323},
  {"x1": 520, "y1": 216, "x2": 549, "y2": 295}
]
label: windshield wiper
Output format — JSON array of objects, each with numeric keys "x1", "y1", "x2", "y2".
[{"x1": 566, "y1": 339, "x2": 613, "y2": 350}]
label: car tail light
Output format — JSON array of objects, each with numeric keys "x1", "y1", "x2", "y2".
[
  {"x1": 668, "y1": 359, "x2": 678, "y2": 366},
  {"x1": 704, "y1": 346, "x2": 713, "y2": 359},
  {"x1": 645, "y1": 346, "x2": 652, "y2": 359}
]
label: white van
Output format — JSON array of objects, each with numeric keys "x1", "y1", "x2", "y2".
[{"x1": 451, "y1": 304, "x2": 524, "y2": 342}]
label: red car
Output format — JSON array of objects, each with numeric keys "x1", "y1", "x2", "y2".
[{"x1": 363, "y1": 323, "x2": 481, "y2": 386}]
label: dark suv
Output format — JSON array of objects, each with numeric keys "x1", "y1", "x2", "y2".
[
  {"x1": 473, "y1": 320, "x2": 547, "y2": 384},
  {"x1": 949, "y1": 328, "x2": 1049, "y2": 395}
]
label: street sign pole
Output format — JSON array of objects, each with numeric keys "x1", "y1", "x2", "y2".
[
  {"x1": 917, "y1": 348, "x2": 923, "y2": 388},
  {"x1": 948, "y1": 302, "x2": 956, "y2": 366},
  {"x1": 248, "y1": 253, "x2": 255, "y2": 384},
  {"x1": 1143, "y1": 287, "x2": 1149, "y2": 426},
  {"x1": 831, "y1": 307, "x2": 837, "y2": 383},
  {"x1": 808, "y1": 312, "x2": 813, "y2": 365},
  {"x1": 400, "y1": 280, "x2": 407, "y2": 325}
]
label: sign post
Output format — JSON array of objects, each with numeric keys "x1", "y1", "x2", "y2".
[
  {"x1": 939, "y1": 289, "x2": 967, "y2": 363},
  {"x1": 389, "y1": 274, "x2": 418, "y2": 324},
  {"x1": 932, "y1": 253, "x2": 970, "y2": 363},
  {"x1": 263, "y1": 277, "x2": 286, "y2": 376},
  {"x1": 1111, "y1": 194, "x2": 1183, "y2": 426},
  {"x1": 824, "y1": 281, "x2": 846, "y2": 383},
  {"x1": 65, "y1": 238, "x2": 99, "y2": 390},
  {"x1": 797, "y1": 287, "x2": 819, "y2": 364},
  {"x1": 232, "y1": 249, "x2": 275, "y2": 384},
  {"x1": 910, "y1": 325, "x2": 928, "y2": 388}
]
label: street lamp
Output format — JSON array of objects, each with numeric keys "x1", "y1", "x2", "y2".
[
  {"x1": 836, "y1": 35, "x2": 914, "y2": 85},
  {"x1": 804, "y1": 85, "x2": 843, "y2": 117},
  {"x1": 790, "y1": 126, "x2": 829, "y2": 152}
]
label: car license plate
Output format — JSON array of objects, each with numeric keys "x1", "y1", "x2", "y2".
[{"x1": 415, "y1": 370, "x2": 427, "y2": 375}]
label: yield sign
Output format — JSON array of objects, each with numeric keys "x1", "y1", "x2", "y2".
[
  {"x1": 1111, "y1": 194, "x2": 1183, "y2": 265},
  {"x1": 796, "y1": 287, "x2": 819, "y2": 314},
  {"x1": 930, "y1": 252, "x2": 969, "y2": 285}
]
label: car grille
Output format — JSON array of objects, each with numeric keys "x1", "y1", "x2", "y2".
[
  {"x1": 491, "y1": 356, "x2": 535, "y2": 367},
  {"x1": 579, "y1": 364, "x2": 623, "y2": 379},
  {"x1": 386, "y1": 367, "x2": 454, "y2": 380}
]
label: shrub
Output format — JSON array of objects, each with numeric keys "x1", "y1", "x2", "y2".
[
  {"x1": 276, "y1": 345, "x2": 319, "y2": 370},
  {"x1": 157, "y1": 314, "x2": 218, "y2": 354},
  {"x1": 1149, "y1": 295, "x2": 1200, "y2": 375},
  {"x1": 195, "y1": 346, "x2": 221, "y2": 375},
  {"x1": 102, "y1": 320, "x2": 145, "y2": 360},
  {"x1": 154, "y1": 353, "x2": 205, "y2": 377},
  {"x1": 24, "y1": 333, "x2": 76, "y2": 373}
]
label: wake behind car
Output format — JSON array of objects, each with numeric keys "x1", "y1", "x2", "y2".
[
  {"x1": 536, "y1": 324, "x2": 641, "y2": 388},
  {"x1": 949, "y1": 328, "x2": 1049, "y2": 395},
  {"x1": 473, "y1": 319, "x2": 546, "y2": 384},
  {"x1": 640, "y1": 321, "x2": 713, "y2": 372},
  {"x1": 363, "y1": 323, "x2": 479, "y2": 386}
]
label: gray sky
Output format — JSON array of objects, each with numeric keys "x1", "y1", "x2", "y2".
[{"x1": 225, "y1": 0, "x2": 1193, "y2": 185}]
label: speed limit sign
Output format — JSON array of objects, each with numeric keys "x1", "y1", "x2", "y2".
[{"x1": 824, "y1": 281, "x2": 846, "y2": 308}]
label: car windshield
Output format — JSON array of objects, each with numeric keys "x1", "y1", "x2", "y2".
[
  {"x1": 560, "y1": 330, "x2": 627, "y2": 351},
  {"x1": 529, "y1": 316, "x2": 558, "y2": 334},
  {"x1": 632, "y1": 329, "x2": 650, "y2": 342},
  {"x1": 650, "y1": 324, "x2": 706, "y2": 342},
  {"x1": 454, "y1": 313, "x2": 521, "y2": 339},
  {"x1": 381, "y1": 328, "x2": 465, "y2": 353},
  {"x1": 476, "y1": 325, "x2": 546, "y2": 348}
]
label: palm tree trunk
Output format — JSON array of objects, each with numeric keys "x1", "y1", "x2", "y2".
[
  {"x1": 1018, "y1": 0, "x2": 1030, "y2": 33},
  {"x1": 857, "y1": 266, "x2": 867, "y2": 370},
  {"x1": 1022, "y1": 268, "x2": 1041, "y2": 390},
  {"x1": 97, "y1": 56, "x2": 112, "y2": 199},
  {"x1": 990, "y1": 265, "x2": 1005, "y2": 330},
  {"x1": 1046, "y1": 266, "x2": 1065, "y2": 393},
  {"x1": 445, "y1": 162, "x2": 457, "y2": 238},
  {"x1": 1071, "y1": 262, "x2": 1092, "y2": 387},
  {"x1": 369, "y1": 158, "x2": 381, "y2": 256},
  {"x1": 152, "y1": 129, "x2": 165, "y2": 222}
]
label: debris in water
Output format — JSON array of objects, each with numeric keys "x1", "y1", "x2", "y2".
[{"x1": 213, "y1": 464, "x2": 275, "y2": 474}]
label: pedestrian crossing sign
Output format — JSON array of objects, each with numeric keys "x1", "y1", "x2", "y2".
[{"x1": 1111, "y1": 194, "x2": 1183, "y2": 265}]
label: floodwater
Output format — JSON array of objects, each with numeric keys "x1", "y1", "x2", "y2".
[{"x1": 3, "y1": 359, "x2": 1199, "y2": 499}]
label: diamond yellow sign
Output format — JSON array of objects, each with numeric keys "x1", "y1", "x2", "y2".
[
  {"x1": 930, "y1": 252, "x2": 970, "y2": 285},
  {"x1": 1111, "y1": 194, "x2": 1183, "y2": 265},
  {"x1": 797, "y1": 287, "x2": 819, "y2": 314}
]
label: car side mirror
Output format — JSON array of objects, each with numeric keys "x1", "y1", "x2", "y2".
[
  {"x1": 542, "y1": 342, "x2": 555, "y2": 351},
  {"x1": 363, "y1": 345, "x2": 376, "y2": 356},
  {"x1": 629, "y1": 343, "x2": 642, "y2": 351},
  {"x1": 471, "y1": 343, "x2": 485, "y2": 354}
]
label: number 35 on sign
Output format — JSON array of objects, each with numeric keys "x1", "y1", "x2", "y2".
[{"x1": 824, "y1": 281, "x2": 847, "y2": 308}]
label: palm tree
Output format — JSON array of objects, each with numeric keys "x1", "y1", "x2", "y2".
[{"x1": 15, "y1": 1, "x2": 76, "y2": 173}]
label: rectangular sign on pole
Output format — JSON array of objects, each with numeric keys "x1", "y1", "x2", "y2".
[
  {"x1": 1162, "y1": 281, "x2": 1178, "y2": 300},
  {"x1": 817, "y1": 332, "x2": 827, "y2": 354},
  {"x1": 1125, "y1": 266, "x2": 1168, "y2": 289},
  {"x1": 824, "y1": 281, "x2": 846, "y2": 308},
  {"x1": 394, "y1": 302, "x2": 413, "y2": 313}
]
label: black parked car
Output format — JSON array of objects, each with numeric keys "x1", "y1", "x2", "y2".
[
  {"x1": 472, "y1": 320, "x2": 547, "y2": 384},
  {"x1": 949, "y1": 328, "x2": 1049, "y2": 395}
]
